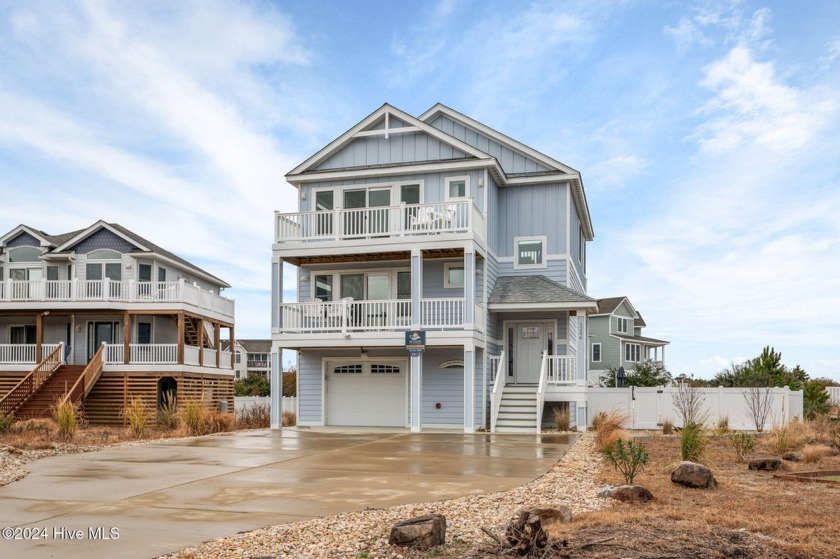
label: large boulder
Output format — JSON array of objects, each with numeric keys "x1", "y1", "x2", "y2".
[
  {"x1": 748, "y1": 458, "x2": 782, "y2": 471},
  {"x1": 389, "y1": 514, "x2": 446, "y2": 548},
  {"x1": 671, "y1": 461, "x2": 717, "y2": 489},
  {"x1": 523, "y1": 506, "x2": 573, "y2": 525},
  {"x1": 609, "y1": 485, "x2": 654, "y2": 503}
]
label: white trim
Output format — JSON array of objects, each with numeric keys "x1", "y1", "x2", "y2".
[
  {"x1": 0, "y1": 225, "x2": 53, "y2": 248},
  {"x1": 53, "y1": 221, "x2": 147, "y2": 254},
  {"x1": 287, "y1": 159, "x2": 502, "y2": 185},
  {"x1": 321, "y1": 356, "x2": 410, "y2": 428},
  {"x1": 489, "y1": 301, "x2": 597, "y2": 311},
  {"x1": 445, "y1": 175, "x2": 470, "y2": 201},
  {"x1": 616, "y1": 317, "x2": 629, "y2": 334},
  {"x1": 443, "y1": 262, "x2": 464, "y2": 289},
  {"x1": 354, "y1": 126, "x2": 421, "y2": 138},
  {"x1": 591, "y1": 342, "x2": 601, "y2": 363},
  {"x1": 513, "y1": 235, "x2": 548, "y2": 269}
]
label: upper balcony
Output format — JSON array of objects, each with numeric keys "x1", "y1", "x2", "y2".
[
  {"x1": 274, "y1": 200, "x2": 486, "y2": 259},
  {"x1": 0, "y1": 279, "x2": 234, "y2": 321}
]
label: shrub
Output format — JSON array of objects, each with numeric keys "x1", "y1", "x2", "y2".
[
  {"x1": 809, "y1": 414, "x2": 835, "y2": 441},
  {"x1": 156, "y1": 396, "x2": 180, "y2": 430},
  {"x1": 282, "y1": 410, "x2": 297, "y2": 427},
  {"x1": 715, "y1": 416, "x2": 730, "y2": 435},
  {"x1": 730, "y1": 432, "x2": 755, "y2": 462},
  {"x1": 236, "y1": 403, "x2": 270, "y2": 429},
  {"x1": 680, "y1": 421, "x2": 706, "y2": 462},
  {"x1": 122, "y1": 397, "x2": 151, "y2": 437},
  {"x1": 602, "y1": 439, "x2": 650, "y2": 484},
  {"x1": 661, "y1": 418, "x2": 674, "y2": 435},
  {"x1": 0, "y1": 412, "x2": 14, "y2": 432},
  {"x1": 234, "y1": 375, "x2": 270, "y2": 397},
  {"x1": 592, "y1": 410, "x2": 628, "y2": 451},
  {"x1": 181, "y1": 399, "x2": 205, "y2": 436},
  {"x1": 200, "y1": 410, "x2": 235, "y2": 434},
  {"x1": 801, "y1": 444, "x2": 834, "y2": 464},
  {"x1": 769, "y1": 419, "x2": 809, "y2": 453},
  {"x1": 52, "y1": 399, "x2": 79, "y2": 441},
  {"x1": 553, "y1": 409, "x2": 571, "y2": 431}
]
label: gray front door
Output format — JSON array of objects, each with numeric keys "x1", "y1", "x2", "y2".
[{"x1": 514, "y1": 323, "x2": 546, "y2": 384}]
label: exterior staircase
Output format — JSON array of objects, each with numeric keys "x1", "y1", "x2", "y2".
[
  {"x1": 495, "y1": 385, "x2": 539, "y2": 433},
  {"x1": 15, "y1": 365, "x2": 86, "y2": 419}
]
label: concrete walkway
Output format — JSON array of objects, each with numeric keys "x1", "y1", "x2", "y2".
[{"x1": 0, "y1": 429, "x2": 574, "y2": 558}]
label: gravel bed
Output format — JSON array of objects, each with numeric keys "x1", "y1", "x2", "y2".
[{"x1": 161, "y1": 432, "x2": 608, "y2": 559}]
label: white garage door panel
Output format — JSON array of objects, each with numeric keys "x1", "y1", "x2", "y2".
[{"x1": 326, "y1": 362, "x2": 406, "y2": 426}]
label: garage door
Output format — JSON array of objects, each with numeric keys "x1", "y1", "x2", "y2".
[{"x1": 326, "y1": 361, "x2": 407, "y2": 426}]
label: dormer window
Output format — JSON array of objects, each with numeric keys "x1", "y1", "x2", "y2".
[
  {"x1": 445, "y1": 176, "x2": 469, "y2": 200},
  {"x1": 514, "y1": 236, "x2": 546, "y2": 269},
  {"x1": 617, "y1": 317, "x2": 629, "y2": 333}
]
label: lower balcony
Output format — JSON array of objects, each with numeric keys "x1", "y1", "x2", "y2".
[
  {"x1": 103, "y1": 344, "x2": 233, "y2": 370},
  {"x1": 278, "y1": 298, "x2": 485, "y2": 333}
]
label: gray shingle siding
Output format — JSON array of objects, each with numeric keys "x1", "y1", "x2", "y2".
[
  {"x1": 70, "y1": 229, "x2": 137, "y2": 254},
  {"x1": 7, "y1": 232, "x2": 41, "y2": 247}
]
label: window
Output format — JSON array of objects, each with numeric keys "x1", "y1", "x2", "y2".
[
  {"x1": 400, "y1": 183, "x2": 421, "y2": 204},
  {"x1": 46, "y1": 266, "x2": 59, "y2": 281},
  {"x1": 397, "y1": 271, "x2": 411, "y2": 300},
  {"x1": 625, "y1": 343, "x2": 641, "y2": 362},
  {"x1": 8, "y1": 246, "x2": 42, "y2": 262},
  {"x1": 10, "y1": 325, "x2": 36, "y2": 344},
  {"x1": 617, "y1": 317, "x2": 628, "y2": 333},
  {"x1": 138, "y1": 322, "x2": 152, "y2": 344},
  {"x1": 334, "y1": 364, "x2": 363, "y2": 374},
  {"x1": 371, "y1": 364, "x2": 400, "y2": 374},
  {"x1": 444, "y1": 263, "x2": 464, "y2": 288},
  {"x1": 592, "y1": 343, "x2": 601, "y2": 363},
  {"x1": 158, "y1": 267, "x2": 166, "y2": 282},
  {"x1": 139, "y1": 264, "x2": 152, "y2": 282},
  {"x1": 514, "y1": 236, "x2": 546, "y2": 269},
  {"x1": 235, "y1": 352, "x2": 242, "y2": 364},
  {"x1": 445, "y1": 176, "x2": 469, "y2": 199},
  {"x1": 314, "y1": 274, "x2": 333, "y2": 301}
]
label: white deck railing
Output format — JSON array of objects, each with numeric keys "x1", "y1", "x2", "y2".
[
  {"x1": 490, "y1": 351, "x2": 506, "y2": 433},
  {"x1": 0, "y1": 343, "x2": 60, "y2": 364},
  {"x1": 101, "y1": 343, "x2": 229, "y2": 369},
  {"x1": 545, "y1": 355, "x2": 577, "y2": 385},
  {"x1": 131, "y1": 344, "x2": 178, "y2": 364},
  {"x1": 0, "y1": 279, "x2": 234, "y2": 319},
  {"x1": 536, "y1": 351, "x2": 549, "y2": 434},
  {"x1": 279, "y1": 298, "x2": 468, "y2": 333},
  {"x1": 275, "y1": 200, "x2": 483, "y2": 243}
]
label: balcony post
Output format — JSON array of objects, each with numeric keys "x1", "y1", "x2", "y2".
[
  {"x1": 71, "y1": 277, "x2": 77, "y2": 300},
  {"x1": 463, "y1": 343, "x2": 475, "y2": 433},
  {"x1": 410, "y1": 350, "x2": 422, "y2": 432},
  {"x1": 4, "y1": 278, "x2": 11, "y2": 301},
  {"x1": 464, "y1": 247, "x2": 475, "y2": 327},
  {"x1": 177, "y1": 312, "x2": 185, "y2": 365},
  {"x1": 333, "y1": 208, "x2": 341, "y2": 241},
  {"x1": 36, "y1": 312, "x2": 43, "y2": 362},
  {"x1": 578, "y1": 311, "x2": 587, "y2": 384},
  {"x1": 123, "y1": 311, "x2": 131, "y2": 365},
  {"x1": 215, "y1": 322, "x2": 221, "y2": 368},
  {"x1": 271, "y1": 259, "x2": 283, "y2": 331},
  {"x1": 410, "y1": 248, "x2": 423, "y2": 328},
  {"x1": 197, "y1": 318, "x2": 204, "y2": 367},
  {"x1": 270, "y1": 348, "x2": 282, "y2": 430}
]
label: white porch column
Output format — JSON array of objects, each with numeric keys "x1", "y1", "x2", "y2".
[
  {"x1": 270, "y1": 348, "x2": 282, "y2": 430},
  {"x1": 271, "y1": 258, "x2": 283, "y2": 332},
  {"x1": 464, "y1": 343, "x2": 475, "y2": 433},
  {"x1": 410, "y1": 249, "x2": 423, "y2": 328},
  {"x1": 410, "y1": 351, "x2": 423, "y2": 432},
  {"x1": 578, "y1": 312, "x2": 587, "y2": 383},
  {"x1": 463, "y1": 247, "x2": 475, "y2": 326}
]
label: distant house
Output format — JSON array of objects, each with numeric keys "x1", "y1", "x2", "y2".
[
  {"x1": 223, "y1": 339, "x2": 271, "y2": 380},
  {"x1": 271, "y1": 103, "x2": 596, "y2": 433},
  {"x1": 587, "y1": 296, "x2": 669, "y2": 385},
  {"x1": 0, "y1": 220, "x2": 235, "y2": 422}
]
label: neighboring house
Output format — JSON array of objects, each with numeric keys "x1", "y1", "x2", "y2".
[
  {"x1": 271, "y1": 103, "x2": 596, "y2": 433},
  {"x1": 223, "y1": 339, "x2": 271, "y2": 380},
  {"x1": 587, "y1": 296, "x2": 669, "y2": 385},
  {"x1": 0, "y1": 221, "x2": 236, "y2": 423}
]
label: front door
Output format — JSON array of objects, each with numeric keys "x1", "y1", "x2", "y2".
[
  {"x1": 88, "y1": 321, "x2": 119, "y2": 360},
  {"x1": 514, "y1": 323, "x2": 547, "y2": 384}
]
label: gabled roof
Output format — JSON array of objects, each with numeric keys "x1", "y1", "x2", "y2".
[
  {"x1": 595, "y1": 296, "x2": 639, "y2": 317},
  {"x1": 489, "y1": 275, "x2": 596, "y2": 310},
  {"x1": 286, "y1": 103, "x2": 494, "y2": 180},
  {"x1": 634, "y1": 312, "x2": 647, "y2": 328},
  {"x1": 1, "y1": 221, "x2": 229, "y2": 288}
]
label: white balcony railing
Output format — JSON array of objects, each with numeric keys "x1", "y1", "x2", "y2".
[
  {"x1": 131, "y1": 344, "x2": 178, "y2": 364},
  {"x1": 275, "y1": 200, "x2": 483, "y2": 243},
  {"x1": 545, "y1": 355, "x2": 577, "y2": 385},
  {"x1": 279, "y1": 298, "x2": 469, "y2": 333},
  {"x1": 0, "y1": 343, "x2": 61, "y2": 364},
  {"x1": 102, "y1": 343, "x2": 230, "y2": 369},
  {"x1": 0, "y1": 279, "x2": 234, "y2": 319}
]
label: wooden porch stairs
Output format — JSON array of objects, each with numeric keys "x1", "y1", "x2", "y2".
[
  {"x1": 14, "y1": 366, "x2": 86, "y2": 419},
  {"x1": 495, "y1": 385, "x2": 540, "y2": 433}
]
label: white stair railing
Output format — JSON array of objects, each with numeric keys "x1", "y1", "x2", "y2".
[
  {"x1": 490, "y1": 351, "x2": 506, "y2": 433},
  {"x1": 535, "y1": 350, "x2": 549, "y2": 435}
]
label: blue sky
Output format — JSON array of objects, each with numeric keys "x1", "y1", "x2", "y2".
[{"x1": 1, "y1": 1, "x2": 838, "y2": 380}]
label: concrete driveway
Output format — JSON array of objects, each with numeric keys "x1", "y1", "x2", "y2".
[{"x1": 0, "y1": 429, "x2": 574, "y2": 559}]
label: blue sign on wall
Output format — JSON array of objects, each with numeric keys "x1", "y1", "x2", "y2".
[{"x1": 405, "y1": 330, "x2": 426, "y2": 355}]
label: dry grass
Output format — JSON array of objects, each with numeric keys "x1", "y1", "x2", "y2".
[
  {"x1": 660, "y1": 418, "x2": 674, "y2": 435},
  {"x1": 591, "y1": 410, "x2": 628, "y2": 451},
  {"x1": 801, "y1": 444, "x2": 835, "y2": 464},
  {"x1": 236, "y1": 403, "x2": 270, "y2": 429},
  {"x1": 553, "y1": 408, "x2": 571, "y2": 431},
  {"x1": 282, "y1": 410, "x2": 296, "y2": 427},
  {"x1": 766, "y1": 418, "x2": 811, "y2": 454},
  {"x1": 565, "y1": 435, "x2": 840, "y2": 559},
  {"x1": 122, "y1": 397, "x2": 151, "y2": 436}
]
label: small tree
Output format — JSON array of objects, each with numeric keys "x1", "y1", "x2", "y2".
[
  {"x1": 671, "y1": 382, "x2": 708, "y2": 427},
  {"x1": 602, "y1": 439, "x2": 649, "y2": 484},
  {"x1": 803, "y1": 381, "x2": 831, "y2": 419},
  {"x1": 234, "y1": 375, "x2": 270, "y2": 397},
  {"x1": 743, "y1": 385, "x2": 774, "y2": 432},
  {"x1": 600, "y1": 360, "x2": 672, "y2": 387}
]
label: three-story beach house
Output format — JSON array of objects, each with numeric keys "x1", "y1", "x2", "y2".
[
  {"x1": 271, "y1": 104, "x2": 596, "y2": 432},
  {"x1": 0, "y1": 221, "x2": 236, "y2": 422}
]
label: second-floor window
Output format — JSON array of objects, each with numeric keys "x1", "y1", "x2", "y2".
[
  {"x1": 514, "y1": 236, "x2": 546, "y2": 269},
  {"x1": 616, "y1": 317, "x2": 629, "y2": 333},
  {"x1": 625, "y1": 343, "x2": 640, "y2": 362},
  {"x1": 592, "y1": 343, "x2": 601, "y2": 362},
  {"x1": 444, "y1": 263, "x2": 464, "y2": 288},
  {"x1": 445, "y1": 176, "x2": 469, "y2": 200}
]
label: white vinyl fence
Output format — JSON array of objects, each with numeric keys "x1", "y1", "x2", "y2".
[
  {"x1": 234, "y1": 396, "x2": 297, "y2": 414},
  {"x1": 586, "y1": 386, "x2": 803, "y2": 431},
  {"x1": 827, "y1": 386, "x2": 840, "y2": 406}
]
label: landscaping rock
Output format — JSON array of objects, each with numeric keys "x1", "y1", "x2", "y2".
[
  {"x1": 748, "y1": 458, "x2": 782, "y2": 471},
  {"x1": 782, "y1": 451, "x2": 804, "y2": 462},
  {"x1": 609, "y1": 485, "x2": 653, "y2": 503},
  {"x1": 597, "y1": 486, "x2": 613, "y2": 498},
  {"x1": 671, "y1": 461, "x2": 717, "y2": 489},
  {"x1": 388, "y1": 514, "x2": 446, "y2": 548},
  {"x1": 523, "y1": 505, "x2": 573, "y2": 525}
]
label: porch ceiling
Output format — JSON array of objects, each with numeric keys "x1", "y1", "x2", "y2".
[{"x1": 287, "y1": 247, "x2": 470, "y2": 266}]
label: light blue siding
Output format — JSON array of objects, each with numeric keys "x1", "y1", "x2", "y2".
[
  {"x1": 496, "y1": 183, "x2": 567, "y2": 257},
  {"x1": 422, "y1": 348, "x2": 464, "y2": 425},
  {"x1": 495, "y1": 258, "x2": 567, "y2": 286},
  {"x1": 314, "y1": 131, "x2": 471, "y2": 171},
  {"x1": 298, "y1": 350, "x2": 323, "y2": 423},
  {"x1": 428, "y1": 116, "x2": 551, "y2": 175}
]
